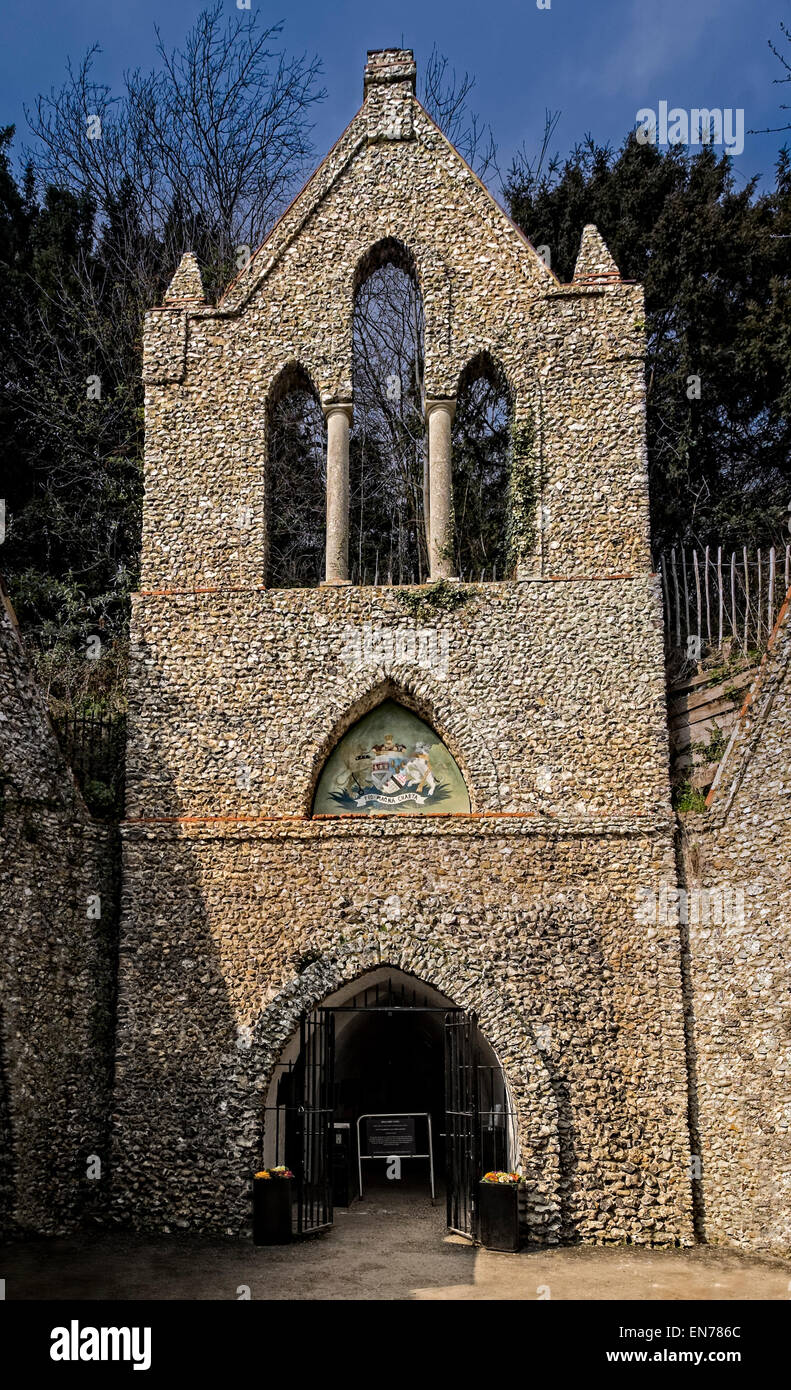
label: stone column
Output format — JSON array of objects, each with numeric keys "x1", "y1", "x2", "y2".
[
  {"x1": 323, "y1": 402, "x2": 353, "y2": 585},
  {"x1": 426, "y1": 398, "x2": 456, "y2": 580}
]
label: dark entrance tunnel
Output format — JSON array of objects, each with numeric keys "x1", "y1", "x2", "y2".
[
  {"x1": 335, "y1": 1008, "x2": 444, "y2": 1117},
  {"x1": 334, "y1": 1006, "x2": 446, "y2": 1196},
  {"x1": 263, "y1": 968, "x2": 516, "y2": 1231}
]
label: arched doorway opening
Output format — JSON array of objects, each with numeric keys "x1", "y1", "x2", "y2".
[{"x1": 262, "y1": 967, "x2": 517, "y2": 1240}]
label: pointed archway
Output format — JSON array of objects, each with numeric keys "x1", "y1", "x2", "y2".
[
  {"x1": 350, "y1": 238, "x2": 427, "y2": 583},
  {"x1": 299, "y1": 668, "x2": 503, "y2": 814},
  {"x1": 265, "y1": 360, "x2": 326, "y2": 587},
  {"x1": 251, "y1": 946, "x2": 561, "y2": 1246},
  {"x1": 261, "y1": 966, "x2": 518, "y2": 1240}
]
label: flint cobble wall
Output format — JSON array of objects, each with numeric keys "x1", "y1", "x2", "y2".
[
  {"x1": 0, "y1": 601, "x2": 118, "y2": 1234},
  {"x1": 114, "y1": 569, "x2": 696, "y2": 1243},
  {"x1": 116, "y1": 50, "x2": 694, "y2": 1246},
  {"x1": 125, "y1": 579, "x2": 670, "y2": 821},
  {"x1": 112, "y1": 817, "x2": 694, "y2": 1244},
  {"x1": 679, "y1": 596, "x2": 791, "y2": 1255}
]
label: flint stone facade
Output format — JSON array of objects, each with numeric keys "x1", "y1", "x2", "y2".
[
  {"x1": 0, "y1": 590, "x2": 117, "y2": 1234},
  {"x1": 680, "y1": 594, "x2": 791, "y2": 1255},
  {"x1": 113, "y1": 49, "x2": 695, "y2": 1245},
  {"x1": 1, "y1": 49, "x2": 787, "y2": 1255},
  {"x1": 141, "y1": 63, "x2": 650, "y2": 589}
]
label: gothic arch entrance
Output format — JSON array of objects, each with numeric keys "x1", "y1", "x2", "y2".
[{"x1": 262, "y1": 967, "x2": 517, "y2": 1242}]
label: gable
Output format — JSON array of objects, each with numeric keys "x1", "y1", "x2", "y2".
[
  {"x1": 219, "y1": 54, "x2": 555, "y2": 322},
  {"x1": 141, "y1": 49, "x2": 646, "y2": 592}
]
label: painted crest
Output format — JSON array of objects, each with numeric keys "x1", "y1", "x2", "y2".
[{"x1": 313, "y1": 699, "x2": 470, "y2": 815}]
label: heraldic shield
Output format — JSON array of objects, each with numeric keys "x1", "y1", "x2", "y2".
[{"x1": 313, "y1": 699, "x2": 470, "y2": 815}]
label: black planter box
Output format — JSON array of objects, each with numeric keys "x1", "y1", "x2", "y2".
[
  {"x1": 478, "y1": 1181, "x2": 521, "y2": 1252},
  {"x1": 253, "y1": 1177, "x2": 293, "y2": 1245}
]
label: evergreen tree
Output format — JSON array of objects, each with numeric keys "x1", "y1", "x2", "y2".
[{"x1": 507, "y1": 135, "x2": 791, "y2": 548}]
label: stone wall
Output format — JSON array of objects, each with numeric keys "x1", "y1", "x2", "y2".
[
  {"x1": 679, "y1": 592, "x2": 791, "y2": 1255},
  {"x1": 141, "y1": 55, "x2": 649, "y2": 590},
  {"x1": 125, "y1": 579, "x2": 670, "y2": 821},
  {"x1": 114, "y1": 563, "x2": 693, "y2": 1246},
  {"x1": 113, "y1": 574, "x2": 697, "y2": 1245},
  {"x1": 0, "y1": 592, "x2": 118, "y2": 1234},
  {"x1": 111, "y1": 49, "x2": 696, "y2": 1246},
  {"x1": 112, "y1": 817, "x2": 694, "y2": 1244}
]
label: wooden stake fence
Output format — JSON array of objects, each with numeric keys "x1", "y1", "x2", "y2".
[{"x1": 657, "y1": 545, "x2": 791, "y2": 656}]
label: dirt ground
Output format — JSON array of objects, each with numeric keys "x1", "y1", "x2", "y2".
[{"x1": 3, "y1": 1186, "x2": 790, "y2": 1301}]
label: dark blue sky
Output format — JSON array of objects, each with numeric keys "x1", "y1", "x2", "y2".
[{"x1": 2, "y1": 0, "x2": 789, "y2": 192}]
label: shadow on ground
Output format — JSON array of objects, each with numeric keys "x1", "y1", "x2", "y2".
[{"x1": 2, "y1": 1186, "x2": 790, "y2": 1300}]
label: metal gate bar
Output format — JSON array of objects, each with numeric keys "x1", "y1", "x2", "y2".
[
  {"x1": 444, "y1": 1010, "x2": 480, "y2": 1239},
  {"x1": 295, "y1": 1008, "x2": 335, "y2": 1236},
  {"x1": 264, "y1": 1000, "x2": 509, "y2": 1244}
]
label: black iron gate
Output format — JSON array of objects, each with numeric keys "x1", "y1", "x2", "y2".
[
  {"x1": 264, "y1": 1007, "x2": 335, "y2": 1236},
  {"x1": 444, "y1": 1009, "x2": 479, "y2": 1239},
  {"x1": 266, "y1": 997, "x2": 511, "y2": 1242}
]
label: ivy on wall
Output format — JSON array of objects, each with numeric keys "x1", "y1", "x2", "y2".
[{"x1": 394, "y1": 578, "x2": 475, "y2": 615}]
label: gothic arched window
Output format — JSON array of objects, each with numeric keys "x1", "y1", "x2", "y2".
[
  {"x1": 453, "y1": 353, "x2": 513, "y2": 580},
  {"x1": 351, "y1": 240, "x2": 427, "y2": 584},
  {"x1": 266, "y1": 362, "x2": 326, "y2": 587}
]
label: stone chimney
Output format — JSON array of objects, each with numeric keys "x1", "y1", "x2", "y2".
[
  {"x1": 364, "y1": 49, "x2": 417, "y2": 93},
  {"x1": 363, "y1": 49, "x2": 417, "y2": 142}
]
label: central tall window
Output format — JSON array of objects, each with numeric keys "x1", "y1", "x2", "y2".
[{"x1": 351, "y1": 240, "x2": 427, "y2": 584}]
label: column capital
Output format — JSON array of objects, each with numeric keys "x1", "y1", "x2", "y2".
[
  {"x1": 425, "y1": 397, "x2": 456, "y2": 423},
  {"x1": 321, "y1": 399, "x2": 353, "y2": 423}
]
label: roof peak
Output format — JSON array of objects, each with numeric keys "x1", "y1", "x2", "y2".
[{"x1": 364, "y1": 49, "x2": 416, "y2": 94}]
